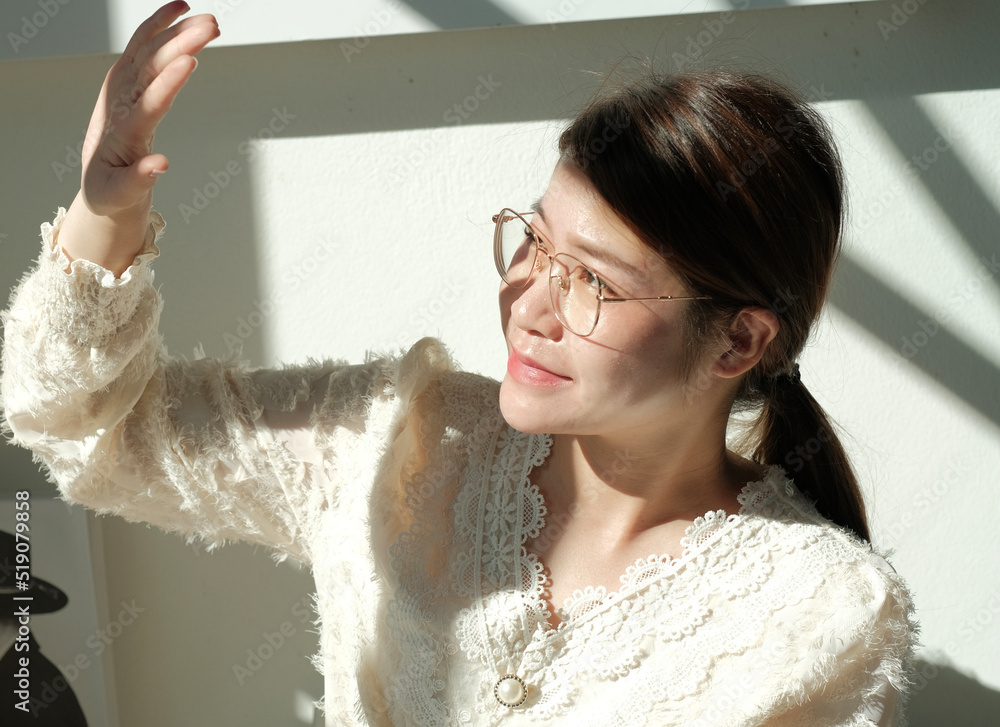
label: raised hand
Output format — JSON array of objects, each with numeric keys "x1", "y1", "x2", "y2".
[{"x1": 60, "y1": 1, "x2": 220, "y2": 275}]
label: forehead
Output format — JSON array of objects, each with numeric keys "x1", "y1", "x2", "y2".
[{"x1": 535, "y1": 162, "x2": 680, "y2": 286}]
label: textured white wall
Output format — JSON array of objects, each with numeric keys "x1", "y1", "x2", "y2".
[{"x1": 1, "y1": 0, "x2": 999, "y2": 724}]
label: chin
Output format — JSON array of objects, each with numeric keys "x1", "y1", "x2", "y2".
[{"x1": 498, "y1": 377, "x2": 560, "y2": 434}]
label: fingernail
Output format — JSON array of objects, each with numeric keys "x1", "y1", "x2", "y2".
[
  {"x1": 192, "y1": 56, "x2": 199, "y2": 71},
  {"x1": 149, "y1": 169, "x2": 166, "y2": 178}
]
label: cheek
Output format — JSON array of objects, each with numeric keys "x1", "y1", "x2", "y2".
[{"x1": 601, "y1": 318, "x2": 689, "y2": 391}]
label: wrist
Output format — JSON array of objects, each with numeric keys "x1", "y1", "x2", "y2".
[{"x1": 60, "y1": 192, "x2": 154, "y2": 277}]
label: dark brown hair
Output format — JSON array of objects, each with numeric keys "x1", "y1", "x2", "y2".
[{"x1": 558, "y1": 69, "x2": 869, "y2": 541}]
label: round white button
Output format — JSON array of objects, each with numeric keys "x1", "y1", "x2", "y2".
[{"x1": 494, "y1": 674, "x2": 527, "y2": 708}]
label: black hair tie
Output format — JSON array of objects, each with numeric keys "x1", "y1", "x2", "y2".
[{"x1": 774, "y1": 363, "x2": 801, "y2": 390}]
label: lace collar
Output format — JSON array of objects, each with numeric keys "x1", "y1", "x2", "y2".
[{"x1": 452, "y1": 427, "x2": 800, "y2": 716}]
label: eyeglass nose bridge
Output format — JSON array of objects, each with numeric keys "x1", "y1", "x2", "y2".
[
  {"x1": 512, "y1": 248, "x2": 577, "y2": 332},
  {"x1": 546, "y1": 254, "x2": 571, "y2": 291},
  {"x1": 546, "y1": 254, "x2": 601, "y2": 337}
]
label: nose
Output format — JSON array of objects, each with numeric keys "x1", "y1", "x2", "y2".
[{"x1": 501, "y1": 266, "x2": 564, "y2": 341}]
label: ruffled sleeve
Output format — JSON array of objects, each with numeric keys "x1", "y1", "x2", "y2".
[
  {"x1": 2, "y1": 207, "x2": 164, "y2": 445},
  {"x1": 1, "y1": 209, "x2": 453, "y2": 565},
  {"x1": 760, "y1": 547, "x2": 917, "y2": 727}
]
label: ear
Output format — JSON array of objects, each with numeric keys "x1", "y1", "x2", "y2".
[{"x1": 710, "y1": 307, "x2": 780, "y2": 379}]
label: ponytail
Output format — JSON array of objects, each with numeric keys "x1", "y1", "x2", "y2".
[{"x1": 752, "y1": 375, "x2": 870, "y2": 542}]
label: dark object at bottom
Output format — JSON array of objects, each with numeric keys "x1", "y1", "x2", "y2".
[{"x1": 0, "y1": 631, "x2": 88, "y2": 725}]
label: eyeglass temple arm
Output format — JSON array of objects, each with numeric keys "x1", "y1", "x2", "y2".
[
  {"x1": 492, "y1": 211, "x2": 533, "y2": 224},
  {"x1": 598, "y1": 294, "x2": 713, "y2": 303}
]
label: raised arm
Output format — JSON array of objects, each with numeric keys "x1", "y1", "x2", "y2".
[{"x1": 0, "y1": 3, "x2": 450, "y2": 564}]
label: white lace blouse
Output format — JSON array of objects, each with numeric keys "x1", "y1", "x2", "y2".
[{"x1": 1, "y1": 211, "x2": 915, "y2": 726}]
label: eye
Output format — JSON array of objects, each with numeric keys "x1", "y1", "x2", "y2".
[
  {"x1": 525, "y1": 227, "x2": 547, "y2": 251},
  {"x1": 569, "y1": 263, "x2": 604, "y2": 294},
  {"x1": 506, "y1": 229, "x2": 536, "y2": 266}
]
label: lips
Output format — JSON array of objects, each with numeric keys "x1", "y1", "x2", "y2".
[{"x1": 506, "y1": 349, "x2": 571, "y2": 386}]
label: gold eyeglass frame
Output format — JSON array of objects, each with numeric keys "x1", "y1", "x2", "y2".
[{"x1": 492, "y1": 208, "x2": 711, "y2": 337}]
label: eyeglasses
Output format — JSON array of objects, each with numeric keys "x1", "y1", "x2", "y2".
[{"x1": 492, "y1": 208, "x2": 710, "y2": 337}]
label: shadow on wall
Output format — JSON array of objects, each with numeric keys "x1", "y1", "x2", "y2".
[
  {"x1": 830, "y1": 94, "x2": 1000, "y2": 430},
  {"x1": 909, "y1": 659, "x2": 1000, "y2": 727},
  {"x1": 0, "y1": 0, "x2": 110, "y2": 61},
  {"x1": 762, "y1": 0, "x2": 1000, "y2": 433},
  {"x1": 405, "y1": 0, "x2": 521, "y2": 28}
]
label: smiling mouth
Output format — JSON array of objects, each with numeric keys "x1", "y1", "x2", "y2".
[{"x1": 506, "y1": 350, "x2": 572, "y2": 386}]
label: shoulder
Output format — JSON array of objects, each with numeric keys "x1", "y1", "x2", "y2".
[
  {"x1": 394, "y1": 337, "x2": 503, "y2": 435},
  {"x1": 359, "y1": 337, "x2": 507, "y2": 460},
  {"x1": 392, "y1": 340, "x2": 551, "y2": 485},
  {"x1": 744, "y1": 466, "x2": 912, "y2": 595},
  {"x1": 739, "y1": 466, "x2": 917, "y2": 688}
]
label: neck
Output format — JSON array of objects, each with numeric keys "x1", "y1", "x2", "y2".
[{"x1": 540, "y1": 419, "x2": 759, "y2": 541}]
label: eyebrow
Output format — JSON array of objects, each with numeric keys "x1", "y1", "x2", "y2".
[{"x1": 530, "y1": 199, "x2": 646, "y2": 281}]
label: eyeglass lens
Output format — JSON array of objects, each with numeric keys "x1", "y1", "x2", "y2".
[{"x1": 497, "y1": 210, "x2": 602, "y2": 336}]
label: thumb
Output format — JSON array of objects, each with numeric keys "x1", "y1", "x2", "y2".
[
  {"x1": 133, "y1": 152, "x2": 170, "y2": 187},
  {"x1": 101, "y1": 153, "x2": 169, "y2": 209}
]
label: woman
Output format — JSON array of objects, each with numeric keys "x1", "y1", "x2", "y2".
[{"x1": 1, "y1": 2, "x2": 914, "y2": 725}]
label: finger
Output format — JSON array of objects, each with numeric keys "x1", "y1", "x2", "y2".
[
  {"x1": 121, "y1": 1, "x2": 192, "y2": 65},
  {"x1": 103, "y1": 13, "x2": 217, "y2": 137},
  {"x1": 131, "y1": 13, "x2": 219, "y2": 89},
  {"x1": 106, "y1": 12, "x2": 216, "y2": 104},
  {"x1": 127, "y1": 53, "x2": 199, "y2": 142}
]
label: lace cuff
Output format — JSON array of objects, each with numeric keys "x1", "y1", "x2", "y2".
[{"x1": 13, "y1": 207, "x2": 164, "y2": 346}]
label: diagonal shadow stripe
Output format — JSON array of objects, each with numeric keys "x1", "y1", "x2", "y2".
[
  {"x1": 831, "y1": 254, "x2": 1000, "y2": 428},
  {"x1": 403, "y1": 0, "x2": 524, "y2": 30},
  {"x1": 865, "y1": 96, "x2": 1000, "y2": 281}
]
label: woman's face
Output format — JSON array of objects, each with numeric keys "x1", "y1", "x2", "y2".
[{"x1": 498, "y1": 162, "x2": 711, "y2": 439}]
